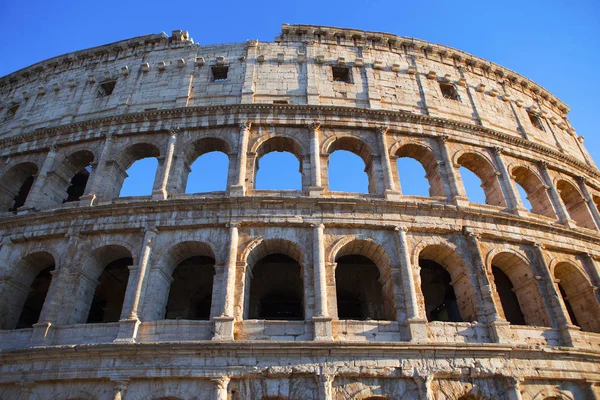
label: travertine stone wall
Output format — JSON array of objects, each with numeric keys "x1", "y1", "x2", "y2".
[{"x1": 0, "y1": 25, "x2": 599, "y2": 400}]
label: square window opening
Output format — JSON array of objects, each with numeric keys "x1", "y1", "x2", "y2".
[
  {"x1": 528, "y1": 112, "x2": 545, "y2": 131},
  {"x1": 439, "y1": 82, "x2": 459, "y2": 101},
  {"x1": 273, "y1": 100, "x2": 289, "y2": 104},
  {"x1": 5, "y1": 104, "x2": 20, "y2": 121},
  {"x1": 212, "y1": 66, "x2": 229, "y2": 82},
  {"x1": 97, "y1": 80, "x2": 116, "y2": 97},
  {"x1": 332, "y1": 66, "x2": 351, "y2": 83}
]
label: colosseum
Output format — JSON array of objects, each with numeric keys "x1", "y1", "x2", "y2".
[{"x1": 0, "y1": 24, "x2": 599, "y2": 400}]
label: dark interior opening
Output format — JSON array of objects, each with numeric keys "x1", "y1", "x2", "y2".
[
  {"x1": 558, "y1": 283, "x2": 580, "y2": 327},
  {"x1": 64, "y1": 166, "x2": 91, "y2": 203},
  {"x1": 165, "y1": 256, "x2": 215, "y2": 320},
  {"x1": 528, "y1": 111, "x2": 545, "y2": 130},
  {"x1": 211, "y1": 66, "x2": 229, "y2": 82},
  {"x1": 332, "y1": 66, "x2": 351, "y2": 83},
  {"x1": 9, "y1": 175, "x2": 35, "y2": 211},
  {"x1": 5, "y1": 104, "x2": 20, "y2": 121},
  {"x1": 248, "y1": 254, "x2": 304, "y2": 320},
  {"x1": 419, "y1": 259, "x2": 462, "y2": 322},
  {"x1": 16, "y1": 265, "x2": 54, "y2": 329},
  {"x1": 492, "y1": 266, "x2": 526, "y2": 325},
  {"x1": 87, "y1": 257, "x2": 131, "y2": 323},
  {"x1": 97, "y1": 80, "x2": 116, "y2": 97},
  {"x1": 439, "y1": 82, "x2": 459, "y2": 101}
]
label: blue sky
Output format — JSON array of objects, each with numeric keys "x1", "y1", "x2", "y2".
[{"x1": 1, "y1": 0, "x2": 598, "y2": 200}]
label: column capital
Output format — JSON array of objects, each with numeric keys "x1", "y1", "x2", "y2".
[
  {"x1": 311, "y1": 223, "x2": 325, "y2": 229},
  {"x1": 394, "y1": 226, "x2": 409, "y2": 232},
  {"x1": 307, "y1": 122, "x2": 321, "y2": 131},
  {"x1": 576, "y1": 175, "x2": 587, "y2": 184},
  {"x1": 462, "y1": 226, "x2": 480, "y2": 239},
  {"x1": 168, "y1": 126, "x2": 181, "y2": 136},
  {"x1": 438, "y1": 134, "x2": 450, "y2": 143},
  {"x1": 239, "y1": 121, "x2": 252, "y2": 130},
  {"x1": 376, "y1": 125, "x2": 389, "y2": 134},
  {"x1": 143, "y1": 226, "x2": 160, "y2": 236},
  {"x1": 226, "y1": 221, "x2": 242, "y2": 229},
  {"x1": 210, "y1": 375, "x2": 230, "y2": 390},
  {"x1": 47, "y1": 144, "x2": 59, "y2": 153},
  {"x1": 493, "y1": 146, "x2": 504, "y2": 155}
]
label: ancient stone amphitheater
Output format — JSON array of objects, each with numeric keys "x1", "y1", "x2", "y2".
[{"x1": 0, "y1": 24, "x2": 599, "y2": 400}]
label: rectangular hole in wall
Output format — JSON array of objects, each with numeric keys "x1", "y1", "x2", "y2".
[
  {"x1": 211, "y1": 66, "x2": 229, "y2": 82},
  {"x1": 439, "y1": 82, "x2": 459, "y2": 101},
  {"x1": 97, "y1": 80, "x2": 116, "y2": 97},
  {"x1": 528, "y1": 111, "x2": 545, "y2": 131},
  {"x1": 332, "y1": 66, "x2": 351, "y2": 83},
  {"x1": 5, "y1": 104, "x2": 20, "y2": 121}
]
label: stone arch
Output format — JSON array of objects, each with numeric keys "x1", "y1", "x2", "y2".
[
  {"x1": 0, "y1": 161, "x2": 38, "y2": 211},
  {"x1": 510, "y1": 165, "x2": 556, "y2": 218},
  {"x1": 49, "y1": 390, "x2": 96, "y2": 400},
  {"x1": 73, "y1": 244, "x2": 134, "y2": 324},
  {"x1": 182, "y1": 137, "x2": 231, "y2": 193},
  {"x1": 455, "y1": 151, "x2": 507, "y2": 207},
  {"x1": 323, "y1": 135, "x2": 378, "y2": 194},
  {"x1": 42, "y1": 150, "x2": 95, "y2": 207},
  {"x1": 154, "y1": 240, "x2": 217, "y2": 321},
  {"x1": 331, "y1": 238, "x2": 397, "y2": 321},
  {"x1": 251, "y1": 136, "x2": 306, "y2": 190},
  {"x1": 531, "y1": 387, "x2": 576, "y2": 400},
  {"x1": 553, "y1": 261, "x2": 600, "y2": 332},
  {"x1": 556, "y1": 179, "x2": 596, "y2": 229},
  {"x1": 243, "y1": 238, "x2": 306, "y2": 320},
  {"x1": 394, "y1": 142, "x2": 445, "y2": 197},
  {"x1": 415, "y1": 241, "x2": 477, "y2": 322},
  {"x1": 0, "y1": 250, "x2": 56, "y2": 330},
  {"x1": 104, "y1": 142, "x2": 161, "y2": 198},
  {"x1": 489, "y1": 251, "x2": 550, "y2": 326}
]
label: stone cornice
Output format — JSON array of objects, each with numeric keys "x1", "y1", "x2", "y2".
[{"x1": 0, "y1": 104, "x2": 597, "y2": 181}]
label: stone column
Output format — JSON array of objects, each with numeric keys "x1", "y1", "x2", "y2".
[
  {"x1": 307, "y1": 122, "x2": 324, "y2": 197},
  {"x1": 212, "y1": 376, "x2": 230, "y2": 400},
  {"x1": 305, "y1": 41, "x2": 320, "y2": 105},
  {"x1": 463, "y1": 229, "x2": 510, "y2": 343},
  {"x1": 21, "y1": 145, "x2": 58, "y2": 211},
  {"x1": 576, "y1": 176, "x2": 600, "y2": 229},
  {"x1": 241, "y1": 39, "x2": 258, "y2": 103},
  {"x1": 530, "y1": 243, "x2": 576, "y2": 346},
  {"x1": 115, "y1": 227, "x2": 159, "y2": 342},
  {"x1": 378, "y1": 126, "x2": 401, "y2": 200},
  {"x1": 153, "y1": 127, "x2": 180, "y2": 200},
  {"x1": 213, "y1": 223, "x2": 238, "y2": 340},
  {"x1": 506, "y1": 377, "x2": 524, "y2": 400},
  {"x1": 537, "y1": 161, "x2": 575, "y2": 228},
  {"x1": 230, "y1": 122, "x2": 251, "y2": 197},
  {"x1": 80, "y1": 132, "x2": 114, "y2": 206},
  {"x1": 393, "y1": 226, "x2": 427, "y2": 341},
  {"x1": 580, "y1": 253, "x2": 600, "y2": 303},
  {"x1": 436, "y1": 136, "x2": 469, "y2": 206},
  {"x1": 111, "y1": 380, "x2": 129, "y2": 400},
  {"x1": 492, "y1": 147, "x2": 527, "y2": 216},
  {"x1": 414, "y1": 376, "x2": 434, "y2": 400},
  {"x1": 313, "y1": 223, "x2": 333, "y2": 341},
  {"x1": 318, "y1": 374, "x2": 334, "y2": 400}
]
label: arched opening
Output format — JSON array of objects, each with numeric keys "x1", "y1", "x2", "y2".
[
  {"x1": 333, "y1": 239, "x2": 396, "y2": 321},
  {"x1": 113, "y1": 143, "x2": 160, "y2": 198},
  {"x1": 395, "y1": 144, "x2": 445, "y2": 197},
  {"x1": 184, "y1": 137, "x2": 230, "y2": 193},
  {"x1": 248, "y1": 254, "x2": 304, "y2": 320},
  {"x1": 418, "y1": 245, "x2": 477, "y2": 323},
  {"x1": 554, "y1": 262, "x2": 600, "y2": 332},
  {"x1": 491, "y1": 266, "x2": 525, "y2": 325},
  {"x1": 490, "y1": 252, "x2": 549, "y2": 326},
  {"x1": 512, "y1": 166, "x2": 555, "y2": 218},
  {"x1": 556, "y1": 180, "x2": 596, "y2": 229},
  {"x1": 593, "y1": 194, "x2": 600, "y2": 215},
  {"x1": 52, "y1": 150, "x2": 94, "y2": 205},
  {"x1": 460, "y1": 166, "x2": 487, "y2": 204},
  {"x1": 0, "y1": 162, "x2": 38, "y2": 211},
  {"x1": 327, "y1": 137, "x2": 376, "y2": 194},
  {"x1": 166, "y1": 256, "x2": 215, "y2": 320},
  {"x1": 457, "y1": 152, "x2": 506, "y2": 207},
  {"x1": 84, "y1": 246, "x2": 133, "y2": 324},
  {"x1": 254, "y1": 137, "x2": 303, "y2": 190},
  {"x1": 0, "y1": 251, "x2": 55, "y2": 330}
]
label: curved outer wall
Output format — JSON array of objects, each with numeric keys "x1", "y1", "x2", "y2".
[{"x1": 0, "y1": 25, "x2": 599, "y2": 400}]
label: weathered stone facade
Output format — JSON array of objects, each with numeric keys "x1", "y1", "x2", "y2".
[{"x1": 0, "y1": 24, "x2": 599, "y2": 400}]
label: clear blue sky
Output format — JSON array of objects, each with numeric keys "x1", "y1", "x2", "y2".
[{"x1": 1, "y1": 0, "x2": 598, "y2": 199}]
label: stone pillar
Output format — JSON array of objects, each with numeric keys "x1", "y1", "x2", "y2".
[
  {"x1": 576, "y1": 176, "x2": 600, "y2": 229},
  {"x1": 305, "y1": 41, "x2": 320, "y2": 105},
  {"x1": 393, "y1": 226, "x2": 427, "y2": 341},
  {"x1": 436, "y1": 136, "x2": 469, "y2": 206},
  {"x1": 17, "y1": 381, "x2": 36, "y2": 400},
  {"x1": 463, "y1": 228, "x2": 510, "y2": 343},
  {"x1": 307, "y1": 122, "x2": 324, "y2": 197},
  {"x1": 318, "y1": 374, "x2": 334, "y2": 400},
  {"x1": 378, "y1": 126, "x2": 401, "y2": 200},
  {"x1": 313, "y1": 223, "x2": 333, "y2": 341},
  {"x1": 538, "y1": 161, "x2": 574, "y2": 228},
  {"x1": 153, "y1": 127, "x2": 180, "y2": 200},
  {"x1": 80, "y1": 133, "x2": 114, "y2": 206},
  {"x1": 586, "y1": 380, "x2": 600, "y2": 400},
  {"x1": 530, "y1": 243, "x2": 576, "y2": 346},
  {"x1": 21, "y1": 145, "x2": 57, "y2": 211},
  {"x1": 241, "y1": 39, "x2": 258, "y2": 103},
  {"x1": 492, "y1": 147, "x2": 527, "y2": 216},
  {"x1": 506, "y1": 377, "x2": 524, "y2": 400},
  {"x1": 111, "y1": 380, "x2": 129, "y2": 400},
  {"x1": 115, "y1": 227, "x2": 159, "y2": 342},
  {"x1": 580, "y1": 253, "x2": 600, "y2": 303},
  {"x1": 213, "y1": 223, "x2": 238, "y2": 340},
  {"x1": 414, "y1": 376, "x2": 434, "y2": 400},
  {"x1": 230, "y1": 122, "x2": 251, "y2": 197},
  {"x1": 212, "y1": 376, "x2": 230, "y2": 400}
]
